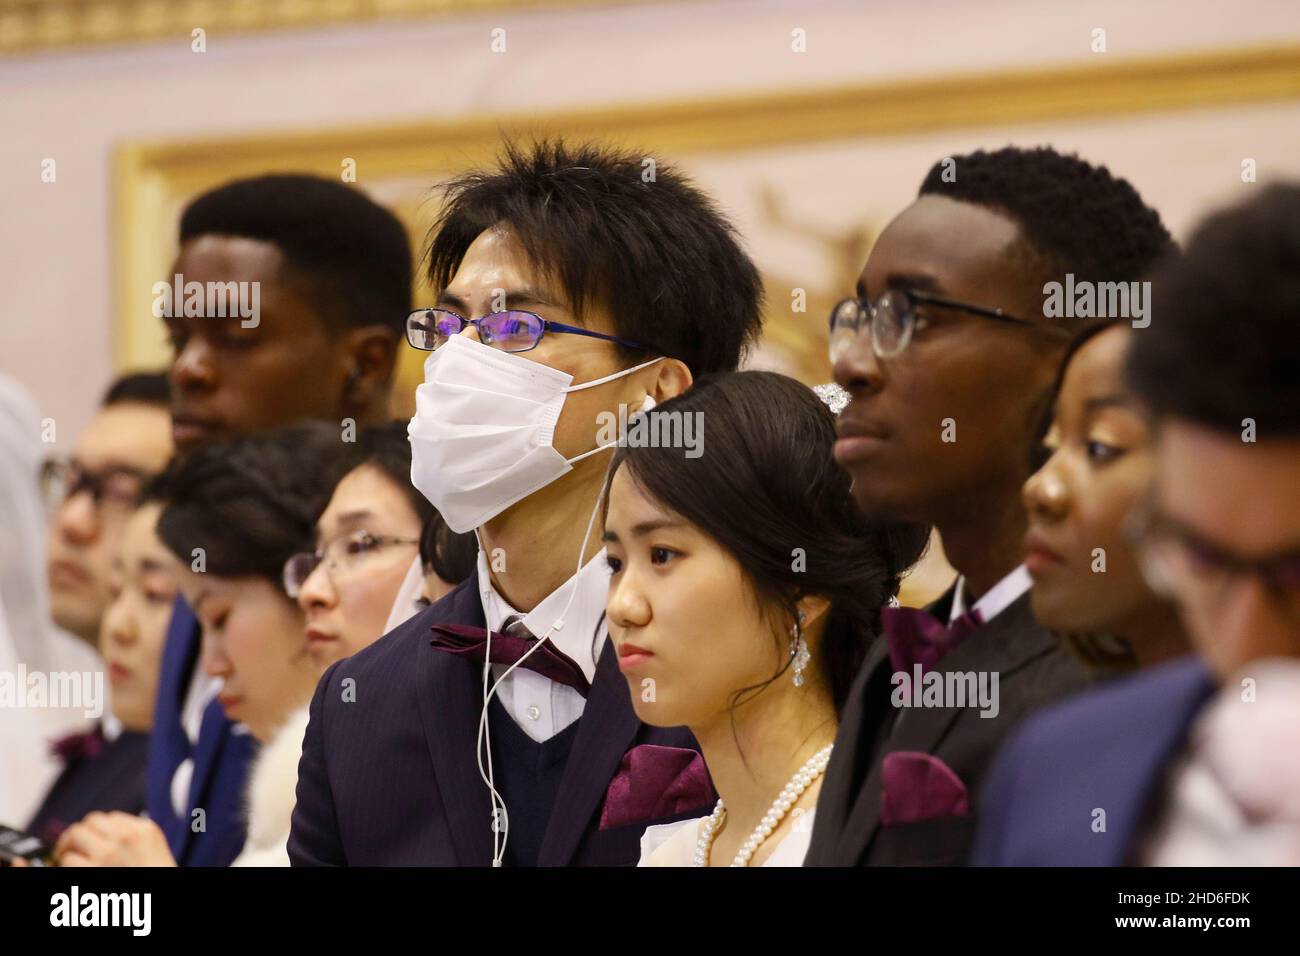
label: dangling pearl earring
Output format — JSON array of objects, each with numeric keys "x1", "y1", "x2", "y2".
[{"x1": 790, "y1": 612, "x2": 810, "y2": 687}]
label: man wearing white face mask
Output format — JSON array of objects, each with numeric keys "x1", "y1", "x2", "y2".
[{"x1": 289, "y1": 138, "x2": 764, "y2": 866}]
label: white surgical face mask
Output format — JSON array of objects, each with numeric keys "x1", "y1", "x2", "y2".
[{"x1": 408, "y1": 332, "x2": 661, "y2": 533}]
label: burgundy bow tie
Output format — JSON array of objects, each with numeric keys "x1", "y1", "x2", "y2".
[
  {"x1": 430, "y1": 621, "x2": 592, "y2": 697},
  {"x1": 882, "y1": 605, "x2": 984, "y2": 675},
  {"x1": 50, "y1": 725, "x2": 104, "y2": 765}
]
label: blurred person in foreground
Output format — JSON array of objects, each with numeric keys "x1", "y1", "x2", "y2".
[
  {"x1": 974, "y1": 184, "x2": 1300, "y2": 866},
  {"x1": 0, "y1": 376, "x2": 110, "y2": 825}
]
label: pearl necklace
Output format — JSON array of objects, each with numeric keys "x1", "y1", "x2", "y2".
[{"x1": 692, "y1": 743, "x2": 833, "y2": 867}]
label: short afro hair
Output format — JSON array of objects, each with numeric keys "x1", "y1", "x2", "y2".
[
  {"x1": 155, "y1": 422, "x2": 344, "y2": 588},
  {"x1": 425, "y1": 138, "x2": 763, "y2": 376},
  {"x1": 1127, "y1": 183, "x2": 1300, "y2": 436},
  {"x1": 179, "y1": 174, "x2": 413, "y2": 336},
  {"x1": 919, "y1": 146, "x2": 1174, "y2": 326}
]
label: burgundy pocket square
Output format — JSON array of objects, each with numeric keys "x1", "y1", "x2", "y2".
[
  {"x1": 599, "y1": 744, "x2": 714, "y2": 830},
  {"x1": 879, "y1": 751, "x2": 970, "y2": 826}
]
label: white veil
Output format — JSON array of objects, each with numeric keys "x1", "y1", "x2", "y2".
[{"x1": 0, "y1": 374, "x2": 103, "y2": 824}]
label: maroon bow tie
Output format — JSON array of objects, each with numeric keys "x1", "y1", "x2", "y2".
[
  {"x1": 50, "y1": 725, "x2": 104, "y2": 765},
  {"x1": 430, "y1": 621, "x2": 592, "y2": 697},
  {"x1": 882, "y1": 605, "x2": 984, "y2": 675}
]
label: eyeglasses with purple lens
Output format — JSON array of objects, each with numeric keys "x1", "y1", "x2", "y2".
[{"x1": 405, "y1": 308, "x2": 653, "y2": 354}]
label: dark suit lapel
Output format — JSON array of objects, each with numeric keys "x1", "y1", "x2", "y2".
[
  {"x1": 414, "y1": 575, "x2": 496, "y2": 865},
  {"x1": 537, "y1": 640, "x2": 640, "y2": 866},
  {"x1": 890, "y1": 593, "x2": 1052, "y2": 751},
  {"x1": 839, "y1": 591, "x2": 1051, "y2": 861},
  {"x1": 811, "y1": 636, "x2": 891, "y2": 862}
]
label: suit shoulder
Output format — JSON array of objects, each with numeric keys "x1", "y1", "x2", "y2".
[{"x1": 1009, "y1": 655, "x2": 1212, "y2": 757}]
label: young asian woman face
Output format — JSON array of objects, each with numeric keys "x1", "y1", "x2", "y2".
[
  {"x1": 1022, "y1": 325, "x2": 1158, "y2": 633},
  {"x1": 603, "y1": 467, "x2": 790, "y2": 730},
  {"x1": 99, "y1": 502, "x2": 178, "y2": 731},
  {"x1": 182, "y1": 569, "x2": 319, "y2": 742},
  {"x1": 295, "y1": 464, "x2": 423, "y2": 666}
]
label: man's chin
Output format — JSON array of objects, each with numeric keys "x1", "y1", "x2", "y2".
[{"x1": 848, "y1": 474, "x2": 914, "y2": 521}]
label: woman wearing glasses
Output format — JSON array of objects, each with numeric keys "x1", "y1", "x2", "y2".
[
  {"x1": 1020, "y1": 319, "x2": 1188, "y2": 672},
  {"x1": 285, "y1": 422, "x2": 438, "y2": 667},
  {"x1": 51, "y1": 424, "x2": 341, "y2": 867}
]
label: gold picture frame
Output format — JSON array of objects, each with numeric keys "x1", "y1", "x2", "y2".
[
  {"x1": 115, "y1": 42, "x2": 1300, "y2": 395},
  {"x1": 0, "y1": 0, "x2": 660, "y2": 56}
]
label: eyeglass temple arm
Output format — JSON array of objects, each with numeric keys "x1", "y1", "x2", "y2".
[
  {"x1": 908, "y1": 291, "x2": 1071, "y2": 337},
  {"x1": 542, "y1": 320, "x2": 652, "y2": 352}
]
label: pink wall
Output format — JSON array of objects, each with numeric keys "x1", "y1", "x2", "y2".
[{"x1": 2, "y1": 0, "x2": 1298, "y2": 441}]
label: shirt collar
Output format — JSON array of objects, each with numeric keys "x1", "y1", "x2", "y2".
[
  {"x1": 948, "y1": 564, "x2": 1033, "y2": 625},
  {"x1": 477, "y1": 546, "x2": 612, "y2": 686},
  {"x1": 101, "y1": 711, "x2": 123, "y2": 743}
]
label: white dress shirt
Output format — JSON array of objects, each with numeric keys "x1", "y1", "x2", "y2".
[
  {"x1": 477, "y1": 546, "x2": 611, "y2": 743},
  {"x1": 948, "y1": 564, "x2": 1033, "y2": 626}
]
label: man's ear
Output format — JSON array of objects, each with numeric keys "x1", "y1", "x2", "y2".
[
  {"x1": 342, "y1": 326, "x2": 398, "y2": 411},
  {"x1": 649, "y1": 357, "x2": 693, "y2": 404}
]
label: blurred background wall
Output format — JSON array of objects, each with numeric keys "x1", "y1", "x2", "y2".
[{"x1": 2, "y1": 0, "x2": 1299, "y2": 438}]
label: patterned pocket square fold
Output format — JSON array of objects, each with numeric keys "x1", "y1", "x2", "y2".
[
  {"x1": 599, "y1": 744, "x2": 714, "y2": 830},
  {"x1": 880, "y1": 751, "x2": 970, "y2": 826}
]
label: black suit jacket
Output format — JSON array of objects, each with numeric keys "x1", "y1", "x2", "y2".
[
  {"x1": 805, "y1": 585, "x2": 1090, "y2": 866},
  {"x1": 27, "y1": 728, "x2": 149, "y2": 846},
  {"x1": 288, "y1": 572, "x2": 712, "y2": 866}
]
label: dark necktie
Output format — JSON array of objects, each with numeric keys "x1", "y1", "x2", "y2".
[
  {"x1": 429, "y1": 616, "x2": 592, "y2": 697},
  {"x1": 882, "y1": 605, "x2": 984, "y2": 675}
]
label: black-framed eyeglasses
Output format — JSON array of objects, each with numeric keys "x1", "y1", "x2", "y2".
[
  {"x1": 282, "y1": 530, "x2": 420, "y2": 599},
  {"x1": 828, "y1": 288, "x2": 1071, "y2": 362},
  {"x1": 406, "y1": 308, "x2": 653, "y2": 355},
  {"x1": 39, "y1": 457, "x2": 149, "y2": 516},
  {"x1": 1127, "y1": 499, "x2": 1300, "y2": 622}
]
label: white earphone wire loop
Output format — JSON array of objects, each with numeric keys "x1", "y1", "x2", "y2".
[{"x1": 473, "y1": 454, "x2": 616, "y2": 866}]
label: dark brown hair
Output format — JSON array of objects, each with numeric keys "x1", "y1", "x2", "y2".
[{"x1": 602, "y1": 370, "x2": 930, "y2": 716}]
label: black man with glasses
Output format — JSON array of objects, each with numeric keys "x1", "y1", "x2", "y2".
[
  {"x1": 975, "y1": 184, "x2": 1300, "y2": 867},
  {"x1": 806, "y1": 146, "x2": 1175, "y2": 866},
  {"x1": 290, "y1": 139, "x2": 763, "y2": 867}
]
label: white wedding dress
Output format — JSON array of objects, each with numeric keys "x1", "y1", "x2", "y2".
[{"x1": 638, "y1": 809, "x2": 816, "y2": 866}]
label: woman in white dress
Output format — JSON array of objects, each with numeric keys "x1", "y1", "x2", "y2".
[{"x1": 600, "y1": 372, "x2": 928, "y2": 866}]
